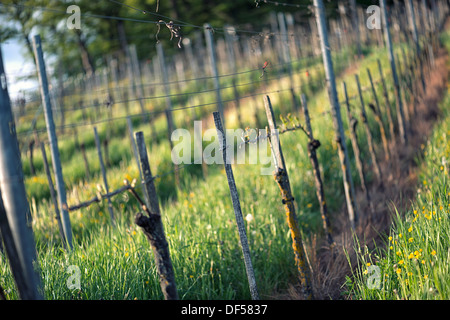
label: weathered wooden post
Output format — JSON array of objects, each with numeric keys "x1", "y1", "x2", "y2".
[
  {"x1": 33, "y1": 34, "x2": 73, "y2": 249},
  {"x1": 94, "y1": 127, "x2": 115, "y2": 224},
  {"x1": 0, "y1": 45, "x2": 42, "y2": 299},
  {"x1": 342, "y1": 82, "x2": 375, "y2": 214},
  {"x1": 213, "y1": 112, "x2": 260, "y2": 300},
  {"x1": 79, "y1": 142, "x2": 91, "y2": 181},
  {"x1": 367, "y1": 68, "x2": 390, "y2": 161},
  {"x1": 134, "y1": 132, "x2": 178, "y2": 300},
  {"x1": 300, "y1": 94, "x2": 334, "y2": 245},
  {"x1": 355, "y1": 74, "x2": 383, "y2": 185},
  {"x1": 262, "y1": 96, "x2": 314, "y2": 299},
  {"x1": 377, "y1": 59, "x2": 396, "y2": 140},
  {"x1": 314, "y1": 0, "x2": 358, "y2": 229}
]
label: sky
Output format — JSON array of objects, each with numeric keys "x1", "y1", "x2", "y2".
[{"x1": 1, "y1": 39, "x2": 39, "y2": 101}]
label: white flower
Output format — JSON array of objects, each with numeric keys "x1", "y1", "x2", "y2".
[{"x1": 245, "y1": 214, "x2": 254, "y2": 223}]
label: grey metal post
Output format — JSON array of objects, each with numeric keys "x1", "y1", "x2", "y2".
[
  {"x1": 204, "y1": 24, "x2": 225, "y2": 127},
  {"x1": 380, "y1": 0, "x2": 408, "y2": 145},
  {"x1": 313, "y1": 0, "x2": 358, "y2": 229},
  {"x1": 0, "y1": 45, "x2": 42, "y2": 300},
  {"x1": 32, "y1": 35, "x2": 73, "y2": 249}
]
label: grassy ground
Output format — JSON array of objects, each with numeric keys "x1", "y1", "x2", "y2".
[
  {"x1": 345, "y1": 32, "x2": 450, "y2": 300},
  {"x1": 0, "y1": 37, "x2": 428, "y2": 299}
]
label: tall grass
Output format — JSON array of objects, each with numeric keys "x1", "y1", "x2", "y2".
[{"x1": 344, "y1": 67, "x2": 450, "y2": 300}]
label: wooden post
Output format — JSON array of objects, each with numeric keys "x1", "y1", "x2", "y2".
[
  {"x1": 33, "y1": 34, "x2": 73, "y2": 249},
  {"x1": 380, "y1": 0, "x2": 408, "y2": 145},
  {"x1": 314, "y1": 0, "x2": 358, "y2": 229},
  {"x1": 134, "y1": 132, "x2": 178, "y2": 300},
  {"x1": 94, "y1": 127, "x2": 115, "y2": 224},
  {"x1": 205, "y1": 24, "x2": 225, "y2": 127},
  {"x1": 367, "y1": 68, "x2": 390, "y2": 161},
  {"x1": 300, "y1": 94, "x2": 334, "y2": 246},
  {"x1": 342, "y1": 82, "x2": 375, "y2": 214},
  {"x1": 0, "y1": 45, "x2": 42, "y2": 300},
  {"x1": 355, "y1": 75, "x2": 383, "y2": 185},
  {"x1": 126, "y1": 117, "x2": 143, "y2": 182},
  {"x1": 40, "y1": 143, "x2": 67, "y2": 249},
  {"x1": 79, "y1": 142, "x2": 91, "y2": 181},
  {"x1": 213, "y1": 112, "x2": 260, "y2": 300},
  {"x1": 377, "y1": 59, "x2": 396, "y2": 140},
  {"x1": 262, "y1": 96, "x2": 315, "y2": 299}
]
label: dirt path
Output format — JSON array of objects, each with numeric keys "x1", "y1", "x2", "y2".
[{"x1": 284, "y1": 34, "x2": 449, "y2": 300}]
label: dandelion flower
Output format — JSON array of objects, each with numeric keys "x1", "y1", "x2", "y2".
[
  {"x1": 424, "y1": 275, "x2": 428, "y2": 280},
  {"x1": 431, "y1": 250, "x2": 437, "y2": 256},
  {"x1": 396, "y1": 268, "x2": 402, "y2": 274},
  {"x1": 399, "y1": 259, "x2": 404, "y2": 265},
  {"x1": 366, "y1": 262, "x2": 371, "y2": 267},
  {"x1": 408, "y1": 227, "x2": 413, "y2": 233},
  {"x1": 408, "y1": 237, "x2": 414, "y2": 243}
]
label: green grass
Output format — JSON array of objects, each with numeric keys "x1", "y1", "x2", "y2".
[
  {"x1": 0, "y1": 38, "x2": 429, "y2": 300},
  {"x1": 344, "y1": 33, "x2": 450, "y2": 300}
]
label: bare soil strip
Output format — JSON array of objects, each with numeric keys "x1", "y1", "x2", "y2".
[{"x1": 284, "y1": 36, "x2": 449, "y2": 300}]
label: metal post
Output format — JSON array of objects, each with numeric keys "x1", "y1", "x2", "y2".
[
  {"x1": 0, "y1": 45, "x2": 42, "y2": 299},
  {"x1": 313, "y1": 0, "x2": 358, "y2": 229},
  {"x1": 32, "y1": 35, "x2": 73, "y2": 249}
]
